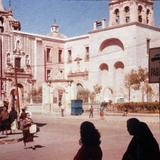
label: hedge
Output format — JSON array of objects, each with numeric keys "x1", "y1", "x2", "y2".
[{"x1": 113, "y1": 102, "x2": 160, "y2": 113}]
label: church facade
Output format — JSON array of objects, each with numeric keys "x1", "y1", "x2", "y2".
[{"x1": 0, "y1": 0, "x2": 160, "y2": 110}]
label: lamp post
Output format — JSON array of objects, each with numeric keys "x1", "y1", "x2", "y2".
[{"x1": 14, "y1": 67, "x2": 21, "y2": 113}]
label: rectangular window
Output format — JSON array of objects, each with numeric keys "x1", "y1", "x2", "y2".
[
  {"x1": 58, "y1": 50, "x2": 62, "y2": 63},
  {"x1": 126, "y1": 16, "x2": 130, "y2": 23},
  {"x1": 86, "y1": 47, "x2": 89, "y2": 53},
  {"x1": 147, "y1": 39, "x2": 150, "y2": 55},
  {"x1": 15, "y1": 57, "x2": 21, "y2": 69},
  {"x1": 47, "y1": 70, "x2": 51, "y2": 80},
  {"x1": 67, "y1": 50, "x2": 72, "y2": 63},
  {"x1": 46, "y1": 48, "x2": 51, "y2": 63},
  {"x1": 85, "y1": 47, "x2": 89, "y2": 61},
  {"x1": 58, "y1": 90, "x2": 63, "y2": 106},
  {"x1": 116, "y1": 16, "x2": 120, "y2": 24}
]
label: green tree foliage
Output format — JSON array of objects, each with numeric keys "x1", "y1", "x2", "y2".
[
  {"x1": 93, "y1": 84, "x2": 102, "y2": 94},
  {"x1": 77, "y1": 89, "x2": 90, "y2": 103},
  {"x1": 124, "y1": 67, "x2": 153, "y2": 102},
  {"x1": 124, "y1": 69, "x2": 139, "y2": 101}
]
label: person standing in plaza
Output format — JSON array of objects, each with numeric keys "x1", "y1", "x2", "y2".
[
  {"x1": 21, "y1": 113, "x2": 35, "y2": 149},
  {"x1": 60, "y1": 103, "x2": 65, "y2": 117},
  {"x1": 122, "y1": 118, "x2": 160, "y2": 160},
  {"x1": 0, "y1": 105, "x2": 10, "y2": 135},
  {"x1": 9, "y1": 107, "x2": 18, "y2": 134},
  {"x1": 60, "y1": 93, "x2": 65, "y2": 117},
  {"x1": 99, "y1": 104, "x2": 104, "y2": 120},
  {"x1": 89, "y1": 105, "x2": 94, "y2": 118},
  {"x1": 74, "y1": 121, "x2": 102, "y2": 160}
]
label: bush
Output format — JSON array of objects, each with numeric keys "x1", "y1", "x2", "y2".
[{"x1": 113, "y1": 102, "x2": 160, "y2": 113}]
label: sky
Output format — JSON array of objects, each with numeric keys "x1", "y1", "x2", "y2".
[{"x1": 2, "y1": 0, "x2": 160, "y2": 37}]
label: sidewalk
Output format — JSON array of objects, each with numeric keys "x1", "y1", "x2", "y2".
[
  {"x1": 32, "y1": 111, "x2": 160, "y2": 124},
  {"x1": 0, "y1": 131, "x2": 23, "y2": 145}
]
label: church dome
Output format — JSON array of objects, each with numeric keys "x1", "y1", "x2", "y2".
[
  {"x1": 48, "y1": 32, "x2": 67, "y2": 39},
  {"x1": 47, "y1": 20, "x2": 67, "y2": 39}
]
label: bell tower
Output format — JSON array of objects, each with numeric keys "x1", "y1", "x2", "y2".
[
  {"x1": 109, "y1": 0, "x2": 154, "y2": 26},
  {"x1": 0, "y1": 0, "x2": 21, "y2": 33}
]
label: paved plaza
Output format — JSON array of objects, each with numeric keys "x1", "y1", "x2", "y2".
[{"x1": 0, "y1": 113, "x2": 160, "y2": 160}]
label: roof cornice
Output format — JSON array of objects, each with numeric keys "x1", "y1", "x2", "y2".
[{"x1": 89, "y1": 22, "x2": 160, "y2": 34}]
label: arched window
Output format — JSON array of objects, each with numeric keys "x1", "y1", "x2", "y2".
[
  {"x1": 114, "y1": 61, "x2": 124, "y2": 69},
  {"x1": 67, "y1": 50, "x2": 72, "y2": 63},
  {"x1": 124, "y1": 6, "x2": 130, "y2": 23},
  {"x1": 138, "y1": 6, "x2": 143, "y2": 14},
  {"x1": 138, "y1": 15, "x2": 142, "y2": 23},
  {"x1": 138, "y1": 6, "x2": 143, "y2": 23},
  {"x1": 0, "y1": 17, "x2": 4, "y2": 24},
  {"x1": 0, "y1": 17, "x2": 4, "y2": 33},
  {"x1": 7, "y1": 53, "x2": 11, "y2": 64},
  {"x1": 47, "y1": 69, "x2": 51, "y2": 80},
  {"x1": 146, "y1": 9, "x2": 150, "y2": 24},
  {"x1": 114, "y1": 9, "x2": 120, "y2": 24},
  {"x1": 25, "y1": 55, "x2": 30, "y2": 66},
  {"x1": 99, "y1": 63, "x2": 109, "y2": 71},
  {"x1": 99, "y1": 38, "x2": 124, "y2": 52}
]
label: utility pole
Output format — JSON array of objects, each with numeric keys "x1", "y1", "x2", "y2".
[{"x1": 14, "y1": 67, "x2": 20, "y2": 113}]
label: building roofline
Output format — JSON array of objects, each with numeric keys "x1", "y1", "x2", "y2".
[
  {"x1": 13, "y1": 22, "x2": 160, "y2": 43},
  {"x1": 109, "y1": 0, "x2": 153, "y2": 6},
  {"x1": 13, "y1": 30, "x2": 65, "y2": 43},
  {"x1": 65, "y1": 34, "x2": 89, "y2": 42},
  {"x1": 13, "y1": 30, "x2": 89, "y2": 43},
  {"x1": 89, "y1": 22, "x2": 160, "y2": 34}
]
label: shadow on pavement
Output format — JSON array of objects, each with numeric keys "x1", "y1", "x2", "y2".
[
  {"x1": 7, "y1": 132, "x2": 22, "y2": 135},
  {"x1": 25, "y1": 145, "x2": 45, "y2": 150},
  {"x1": 0, "y1": 135, "x2": 8, "y2": 139},
  {"x1": 18, "y1": 135, "x2": 39, "y2": 142},
  {"x1": 35, "y1": 122, "x2": 47, "y2": 127},
  {"x1": 35, "y1": 145, "x2": 45, "y2": 149}
]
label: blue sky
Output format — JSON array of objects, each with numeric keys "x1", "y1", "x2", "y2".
[{"x1": 3, "y1": 0, "x2": 160, "y2": 37}]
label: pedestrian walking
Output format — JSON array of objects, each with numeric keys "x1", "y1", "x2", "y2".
[
  {"x1": 59, "y1": 92, "x2": 66, "y2": 117},
  {"x1": 122, "y1": 108, "x2": 128, "y2": 116},
  {"x1": 99, "y1": 104, "x2": 104, "y2": 119},
  {"x1": 122, "y1": 118, "x2": 160, "y2": 160},
  {"x1": 0, "y1": 105, "x2": 10, "y2": 135},
  {"x1": 89, "y1": 105, "x2": 94, "y2": 118},
  {"x1": 61, "y1": 104, "x2": 65, "y2": 117},
  {"x1": 21, "y1": 113, "x2": 35, "y2": 149},
  {"x1": 9, "y1": 107, "x2": 18, "y2": 134},
  {"x1": 74, "y1": 121, "x2": 102, "y2": 160},
  {"x1": 59, "y1": 102, "x2": 65, "y2": 117}
]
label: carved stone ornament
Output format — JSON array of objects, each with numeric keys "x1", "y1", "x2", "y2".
[{"x1": 13, "y1": 38, "x2": 25, "y2": 56}]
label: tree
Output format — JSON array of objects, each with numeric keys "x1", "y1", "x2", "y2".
[
  {"x1": 137, "y1": 67, "x2": 148, "y2": 102},
  {"x1": 93, "y1": 84, "x2": 102, "y2": 94},
  {"x1": 124, "y1": 69, "x2": 139, "y2": 101},
  {"x1": 89, "y1": 91, "x2": 96, "y2": 103},
  {"x1": 124, "y1": 67, "x2": 153, "y2": 102},
  {"x1": 77, "y1": 89, "x2": 89, "y2": 103}
]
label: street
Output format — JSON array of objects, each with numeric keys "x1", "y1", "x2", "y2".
[{"x1": 0, "y1": 113, "x2": 160, "y2": 160}]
